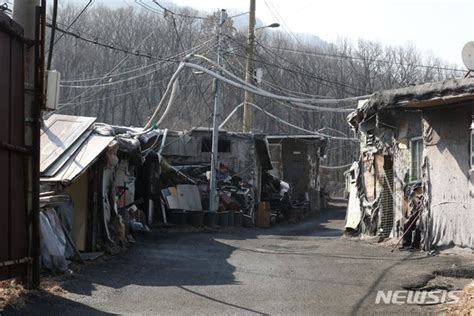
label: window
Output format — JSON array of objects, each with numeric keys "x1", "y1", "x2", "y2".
[
  {"x1": 471, "y1": 121, "x2": 474, "y2": 169},
  {"x1": 410, "y1": 137, "x2": 423, "y2": 182},
  {"x1": 201, "y1": 138, "x2": 231, "y2": 153}
]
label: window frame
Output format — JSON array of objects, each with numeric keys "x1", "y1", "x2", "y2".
[
  {"x1": 470, "y1": 121, "x2": 474, "y2": 170},
  {"x1": 201, "y1": 137, "x2": 231, "y2": 153},
  {"x1": 409, "y1": 136, "x2": 423, "y2": 183}
]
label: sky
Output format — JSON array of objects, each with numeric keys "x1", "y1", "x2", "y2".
[{"x1": 70, "y1": 0, "x2": 473, "y2": 67}]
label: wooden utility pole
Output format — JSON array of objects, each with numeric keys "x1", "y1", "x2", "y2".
[
  {"x1": 209, "y1": 9, "x2": 226, "y2": 212},
  {"x1": 242, "y1": 0, "x2": 256, "y2": 133},
  {"x1": 13, "y1": 0, "x2": 42, "y2": 289}
]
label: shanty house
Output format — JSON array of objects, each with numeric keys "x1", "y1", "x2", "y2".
[
  {"x1": 40, "y1": 114, "x2": 115, "y2": 252},
  {"x1": 39, "y1": 114, "x2": 162, "y2": 271},
  {"x1": 161, "y1": 128, "x2": 273, "y2": 204},
  {"x1": 346, "y1": 78, "x2": 474, "y2": 250},
  {"x1": 266, "y1": 135, "x2": 328, "y2": 211}
]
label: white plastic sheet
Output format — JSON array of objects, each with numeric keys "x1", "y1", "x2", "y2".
[{"x1": 40, "y1": 209, "x2": 68, "y2": 272}]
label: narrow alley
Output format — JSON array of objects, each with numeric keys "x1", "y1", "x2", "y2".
[{"x1": 5, "y1": 207, "x2": 470, "y2": 315}]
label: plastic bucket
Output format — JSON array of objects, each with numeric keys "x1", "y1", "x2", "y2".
[
  {"x1": 187, "y1": 210, "x2": 204, "y2": 226},
  {"x1": 204, "y1": 211, "x2": 218, "y2": 226},
  {"x1": 218, "y1": 211, "x2": 229, "y2": 227}
]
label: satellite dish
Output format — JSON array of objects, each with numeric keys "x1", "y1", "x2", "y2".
[{"x1": 461, "y1": 41, "x2": 474, "y2": 70}]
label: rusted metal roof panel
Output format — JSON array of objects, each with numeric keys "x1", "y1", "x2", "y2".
[{"x1": 40, "y1": 114, "x2": 96, "y2": 173}]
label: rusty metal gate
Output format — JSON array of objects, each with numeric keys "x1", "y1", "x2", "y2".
[{"x1": 0, "y1": 11, "x2": 29, "y2": 281}]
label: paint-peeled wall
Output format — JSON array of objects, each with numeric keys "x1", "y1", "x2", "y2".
[
  {"x1": 355, "y1": 112, "x2": 423, "y2": 239},
  {"x1": 162, "y1": 132, "x2": 258, "y2": 184},
  {"x1": 423, "y1": 107, "x2": 474, "y2": 249},
  {"x1": 391, "y1": 113, "x2": 422, "y2": 238}
]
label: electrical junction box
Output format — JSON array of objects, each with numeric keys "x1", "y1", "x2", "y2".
[{"x1": 46, "y1": 70, "x2": 60, "y2": 110}]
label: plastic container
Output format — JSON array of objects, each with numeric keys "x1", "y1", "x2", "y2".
[
  {"x1": 187, "y1": 210, "x2": 204, "y2": 226},
  {"x1": 218, "y1": 211, "x2": 229, "y2": 227},
  {"x1": 228, "y1": 211, "x2": 235, "y2": 226},
  {"x1": 204, "y1": 211, "x2": 218, "y2": 226},
  {"x1": 234, "y1": 211, "x2": 243, "y2": 227},
  {"x1": 170, "y1": 210, "x2": 187, "y2": 225}
]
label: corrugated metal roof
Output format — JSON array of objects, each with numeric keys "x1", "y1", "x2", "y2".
[
  {"x1": 41, "y1": 133, "x2": 114, "y2": 183},
  {"x1": 40, "y1": 114, "x2": 96, "y2": 173},
  {"x1": 42, "y1": 130, "x2": 93, "y2": 177}
]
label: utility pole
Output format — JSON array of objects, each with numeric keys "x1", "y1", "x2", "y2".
[
  {"x1": 242, "y1": 0, "x2": 256, "y2": 133},
  {"x1": 209, "y1": 9, "x2": 226, "y2": 212},
  {"x1": 13, "y1": 0, "x2": 42, "y2": 289}
]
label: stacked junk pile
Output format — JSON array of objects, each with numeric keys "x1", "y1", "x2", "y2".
[
  {"x1": 158, "y1": 162, "x2": 251, "y2": 227},
  {"x1": 159, "y1": 162, "x2": 295, "y2": 228},
  {"x1": 158, "y1": 160, "x2": 298, "y2": 228},
  {"x1": 157, "y1": 129, "x2": 304, "y2": 229}
]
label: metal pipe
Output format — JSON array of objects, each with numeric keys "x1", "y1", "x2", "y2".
[
  {"x1": 46, "y1": 0, "x2": 57, "y2": 70},
  {"x1": 219, "y1": 103, "x2": 243, "y2": 129}
]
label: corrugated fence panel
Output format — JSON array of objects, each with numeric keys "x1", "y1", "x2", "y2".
[{"x1": 0, "y1": 12, "x2": 27, "y2": 281}]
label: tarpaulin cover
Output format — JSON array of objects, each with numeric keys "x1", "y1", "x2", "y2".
[{"x1": 40, "y1": 209, "x2": 68, "y2": 272}]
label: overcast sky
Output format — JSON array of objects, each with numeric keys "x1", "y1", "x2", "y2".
[{"x1": 78, "y1": 0, "x2": 473, "y2": 67}]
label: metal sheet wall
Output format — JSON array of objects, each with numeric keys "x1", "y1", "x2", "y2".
[{"x1": 0, "y1": 12, "x2": 28, "y2": 281}]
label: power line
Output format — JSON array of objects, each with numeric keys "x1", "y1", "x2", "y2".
[
  {"x1": 268, "y1": 46, "x2": 466, "y2": 73},
  {"x1": 59, "y1": 42, "x2": 217, "y2": 105},
  {"x1": 222, "y1": 55, "x2": 333, "y2": 100},
  {"x1": 58, "y1": 79, "x2": 202, "y2": 107},
  {"x1": 264, "y1": 0, "x2": 300, "y2": 45},
  {"x1": 151, "y1": 0, "x2": 205, "y2": 20},
  {"x1": 47, "y1": 23, "x2": 183, "y2": 63},
  {"x1": 248, "y1": 102, "x2": 356, "y2": 140},
  {"x1": 135, "y1": 0, "x2": 163, "y2": 15},
  {"x1": 190, "y1": 54, "x2": 357, "y2": 105},
  {"x1": 50, "y1": 0, "x2": 94, "y2": 50},
  {"x1": 254, "y1": 39, "x2": 371, "y2": 95},
  {"x1": 225, "y1": 34, "x2": 368, "y2": 95},
  {"x1": 169, "y1": 15, "x2": 213, "y2": 111},
  {"x1": 61, "y1": 40, "x2": 215, "y2": 83},
  {"x1": 60, "y1": 66, "x2": 169, "y2": 89},
  {"x1": 51, "y1": 29, "x2": 162, "y2": 114}
]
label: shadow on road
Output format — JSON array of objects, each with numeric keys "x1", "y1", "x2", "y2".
[
  {"x1": 6, "y1": 207, "x2": 349, "y2": 315},
  {"x1": 4, "y1": 290, "x2": 115, "y2": 316},
  {"x1": 57, "y1": 207, "x2": 348, "y2": 296}
]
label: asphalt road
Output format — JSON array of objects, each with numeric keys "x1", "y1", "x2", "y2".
[{"x1": 5, "y1": 207, "x2": 470, "y2": 315}]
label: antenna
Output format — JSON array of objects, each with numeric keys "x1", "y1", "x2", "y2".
[{"x1": 461, "y1": 41, "x2": 474, "y2": 70}]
